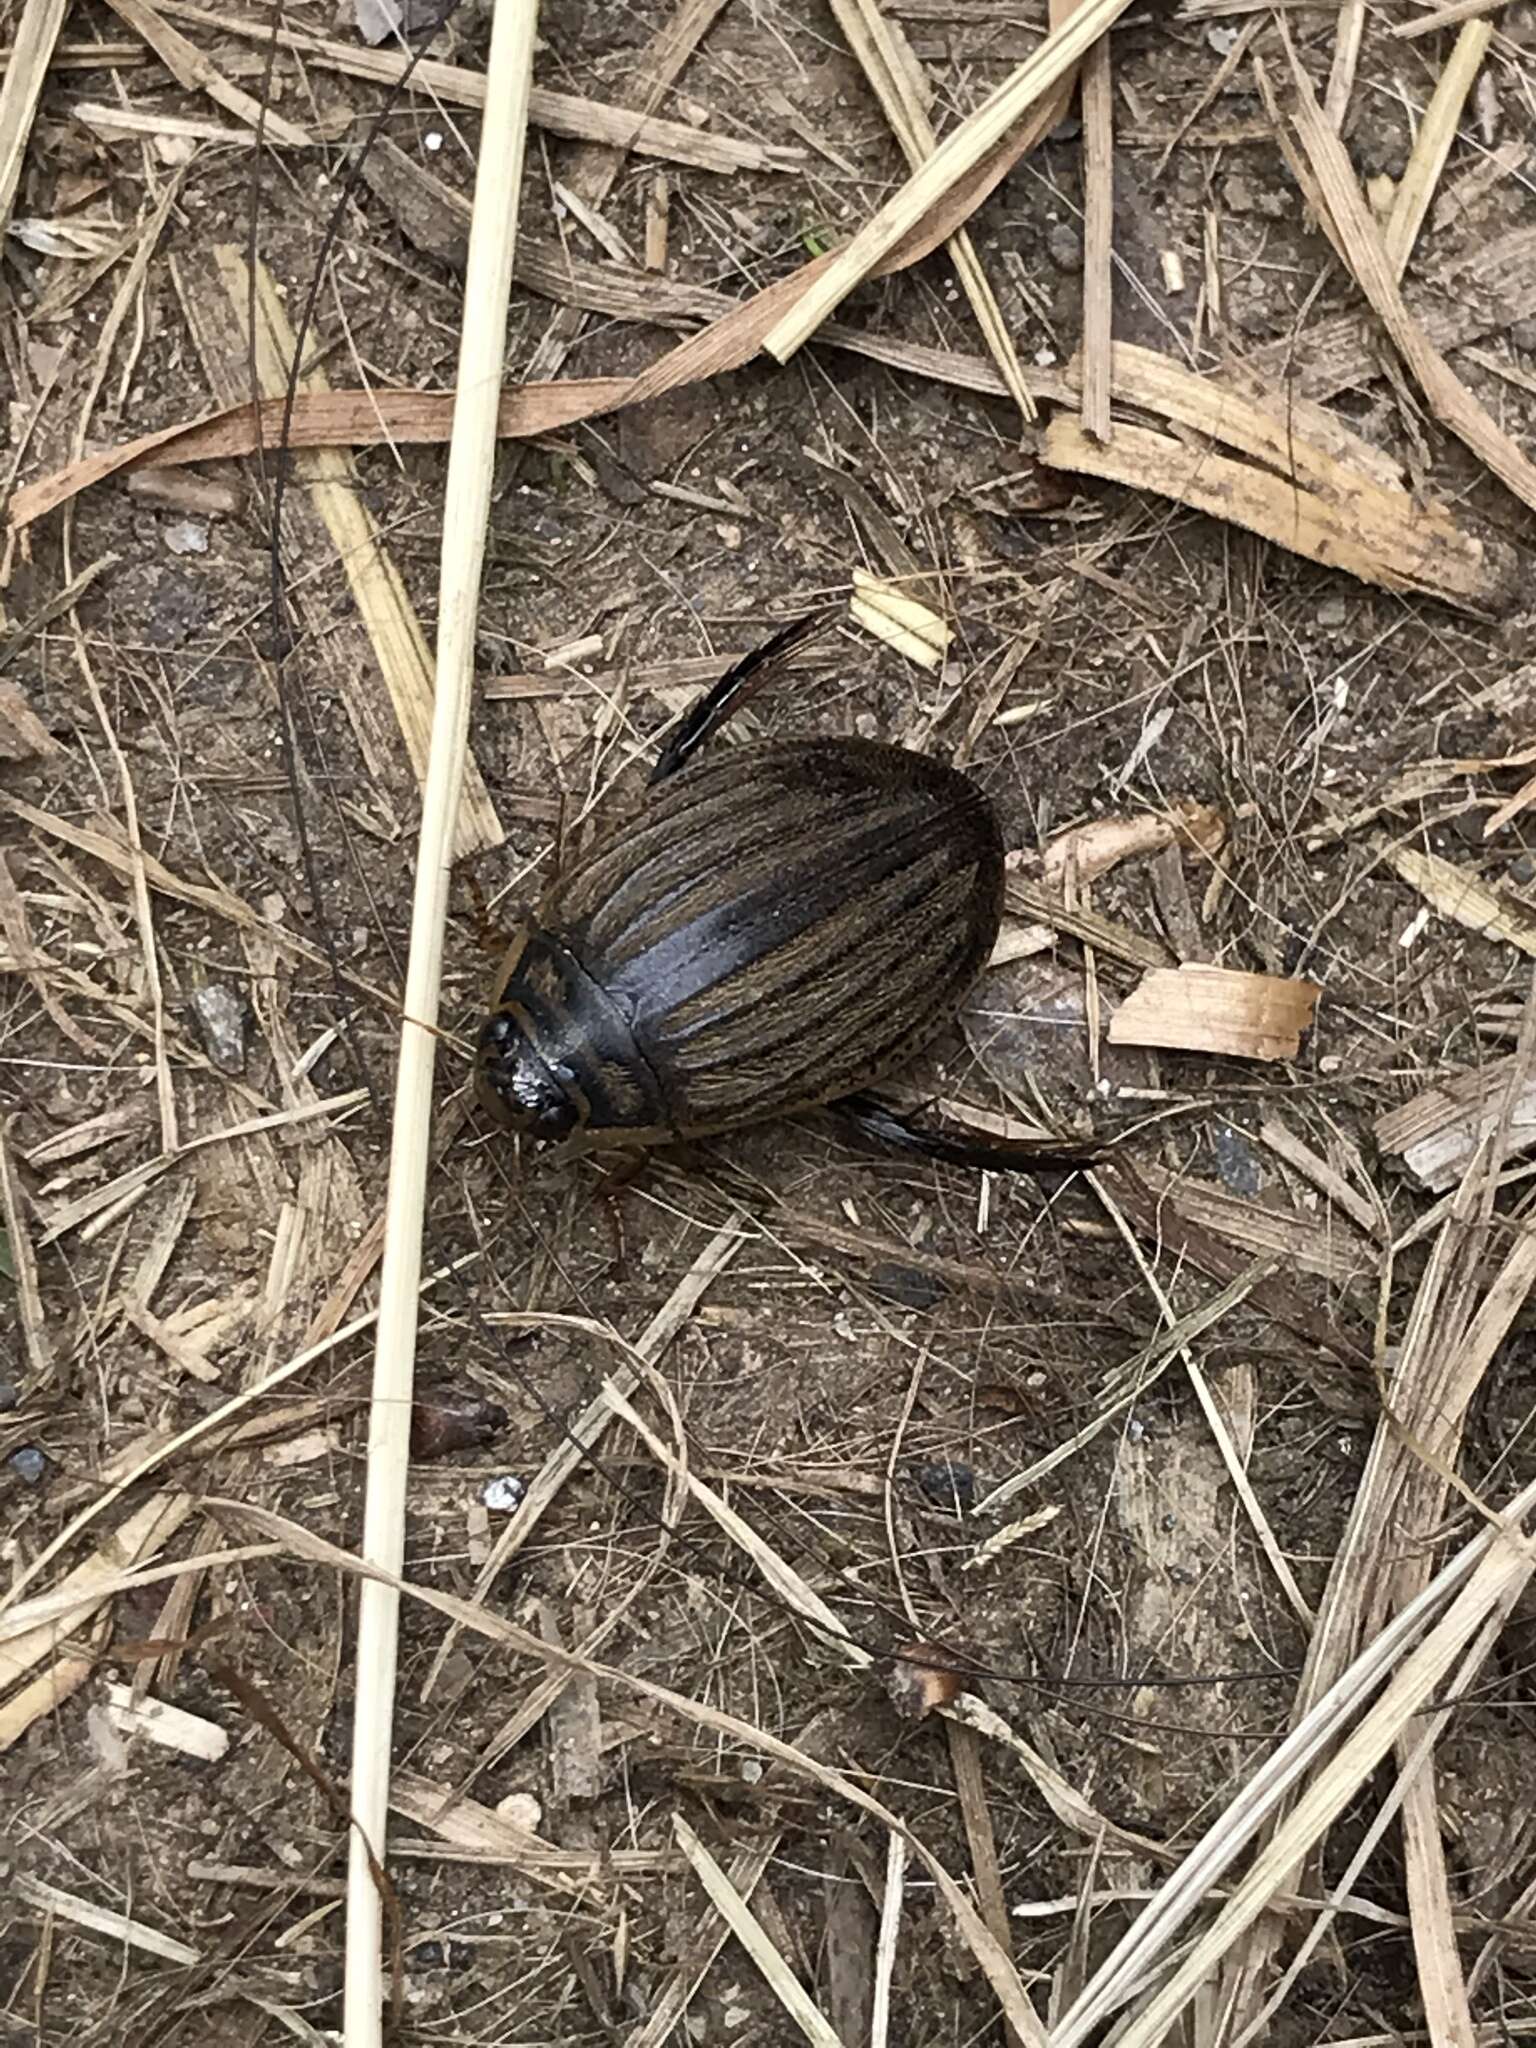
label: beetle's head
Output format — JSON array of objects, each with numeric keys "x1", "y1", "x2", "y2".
[{"x1": 474, "y1": 1009, "x2": 581, "y2": 1142}]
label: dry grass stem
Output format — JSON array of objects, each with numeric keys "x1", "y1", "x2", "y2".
[
  {"x1": 151, "y1": 2, "x2": 801, "y2": 174},
  {"x1": 1040, "y1": 412, "x2": 1506, "y2": 608},
  {"x1": 1051, "y1": 1468, "x2": 1536, "y2": 2047},
  {"x1": 1286, "y1": 49, "x2": 1536, "y2": 516},
  {"x1": 850, "y1": 569, "x2": 953, "y2": 666},
  {"x1": 420, "y1": 1218, "x2": 744, "y2": 1697},
  {"x1": 0, "y1": 1116, "x2": 53, "y2": 1381},
  {"x1": 829, "y1": 0, "x2": 1036, "y2": 421},
  {"x1": 0, "y1": 0, "x2": 69, "y2": 243},
  {"x1": 344, "y1": 6, "x2": 538, "y2": 2035},
  {"x1": 762, "y1": 0, "x2": 1135, "y2": 361},
  {"x1": 625, "y1": 1832, "x2": 787, "y2": 2048},
  {"x1": 1378, "y1": 838, "x2": 1536, "y2": 957},
  {"x1": 248, "y1": 1498, "x2": 1060, "y2": 2043},
  {"x1": 102, "y1": 1681, "x2": 229, "y2": 1760},
  {"x1": 870, "y1": 1832, "x2": 908, "y2": 2048},
  {"x1": 101, "y1": 0, "x2": 313, "y2": 143},
  {"x1": 210, "y1": 246, "x2": 504, "y2": 861},
  {"x1": 0, "y1": 1491, "x2": 192, "y2": 1704},
  {"x1": 1392, "y1": 0, "x2": 1505, "y2": 35},
  {"x1": 1078, "y1": 33, "x2": 1114, "y2": 438},
  {"x1": 1323, "y1": 0, "x2": 1366, "y2": 128},
  {"x1": 1376, "y1": 1052, "x2": 1536, "y2": 1190},
  {"x1": 976, "y1": 1257, "x2": 1279, "y2": 1515},
  {"x1": 674, "y1": 1817, "x2": 846, "y2": 2047},
  {"x1": 1383, "y1": 19, "x2": 1493, "y2": 277}
]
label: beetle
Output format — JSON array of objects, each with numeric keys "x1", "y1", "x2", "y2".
[{"x1": 474, "y1": 617, "x2": 1096, "y2": 1176}]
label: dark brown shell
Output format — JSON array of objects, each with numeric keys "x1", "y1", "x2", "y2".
[{"x1": 484, "y1": 736, "x2": 1003, "y2": 1144}]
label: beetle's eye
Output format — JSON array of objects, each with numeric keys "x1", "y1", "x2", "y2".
[
  {"x1": 532, "y1": 1094, "x2": 578, "y2": 1139},
  {"x1": 480, "y1": 1012, "x2": 516, "y2": 1054}
]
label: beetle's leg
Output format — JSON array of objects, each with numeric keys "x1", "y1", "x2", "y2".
[
  {"x1": 651, "y1": 613, "x2": 829, "y2": 784},
  {"x1": 591, "y1": 1151, "x2": 649, "y2": 1278},
  {"x1": 830, "y1": 1091, "x2": 1103, "y2": 1181},
  {"x1": 464, "y1": 869, "x2": 513, "y2": 957}
]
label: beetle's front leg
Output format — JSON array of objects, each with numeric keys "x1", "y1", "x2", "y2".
[{"x1": 463, "y1": 867, "x2": 515, "y2": 958}]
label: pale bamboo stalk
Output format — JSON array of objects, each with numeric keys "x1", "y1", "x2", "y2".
[
  {"x1": 341, "y1": 3, "x2": 538, "y2": 2040},
  {"x1": 762, "y1": 0, "x2": 1135, "y2": 364}
]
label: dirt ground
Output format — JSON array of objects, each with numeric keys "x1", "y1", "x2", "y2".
[{"x1": 6, "y1": 0, "x2": 1536, "y2": 2043}]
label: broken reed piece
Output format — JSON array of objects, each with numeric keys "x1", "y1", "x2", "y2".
[
  {"x1": 1107, "y1": 964, "x2": 1321, "y2": 1063},
  {"x1": 1375, "y1": 1053, "x2": 1536, "y2": 1191},
  {"x1": 1378, "y1": 838, "x2": 1536, "y2": 957},
  {"x1": 849, "y1": 570, "x2": 953, "y2": 669}
]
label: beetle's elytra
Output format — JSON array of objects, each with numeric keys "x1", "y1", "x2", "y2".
[{"x1": 475, "y1": 621, "x2": 1093, "y2": 1174}]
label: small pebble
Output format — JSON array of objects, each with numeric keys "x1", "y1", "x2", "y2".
[
  {"x1": 408, "y1": 1937, "x2": 473, "y2": 1971},
  {"x1": 1315, "y1": 594, "x2": 1348, "y2": 629},
  {"x1": 869, "y1": 1261, "x2": 946, "y2": 1312},
  {"x1": 1211, "y1": 1123, "x2": 1263, "y2": 1197},
  {"x1": 914, "y1": 1460, "x2": 976, "y2": 1512},
  {"x1": 164, "y1": 517, "x2": 209, "y2": 557},
  {"x1": 190, "y1": 983, "x2": 249, "y2": 1075},
  {"x1": 482, "y1": 1474, "x2": 527, "y2": 1513},
  {"x1": 495, "y1": 1790, "x2": 543, "y2": 1831},
  {"x1": 1510, "y1": 318, "x2": 1536, "y2": 353},
  {"x1": 1046, "y1": 220, "x2": 1083, "y2": 272},
  {"x1": 410, "y1": 1387, "x2": 508, "y2": 1460},
  {"x1": 1206, "y1": 22, "x2": 1239, "y2": 52},
  {"x1": 354, "y1": 0, "x2": 403, "y2": 44},
  {"x1": 8, "y1": 1447, "x2": 47, "y2": 1485},
  {"x1": 1511, "y1": 853, "x2": 1536, "y2": 884},
  {"x1": 0, "y1": 1381, "x2": 18, "y2": 1414}
]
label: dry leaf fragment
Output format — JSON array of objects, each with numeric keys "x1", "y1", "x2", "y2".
[
  {"x1": 1042, "y1": 800, "x2": 1226, "y2": 888},
  {"x1": 0, "y1": 681, "x2": 60, "y2": 759},
  {"x1": 849, "y1": 570, "x2": 952, "y2": 668},
  {"x1": 886, "y1": 1642, "x2": 967, "y2": 1720},
  {"x1": 1108, "y1": 965, "x2": 1320, "y2": 1062}
]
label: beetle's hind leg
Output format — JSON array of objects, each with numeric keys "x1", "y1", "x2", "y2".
[
  {"x1": 650, "y1": 613, "x2": 830, "y2": 784},
  {"x1": 589, "y1": 1151, "x2": 649, "y2": 1278},
  {"x1": 831, "y1": 1091, "x2": 1102, "y2": 1183}
]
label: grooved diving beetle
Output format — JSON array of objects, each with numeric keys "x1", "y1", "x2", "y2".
[{"x1": 474, "y1": 618, "x2": 1094, "y2": 1176}]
